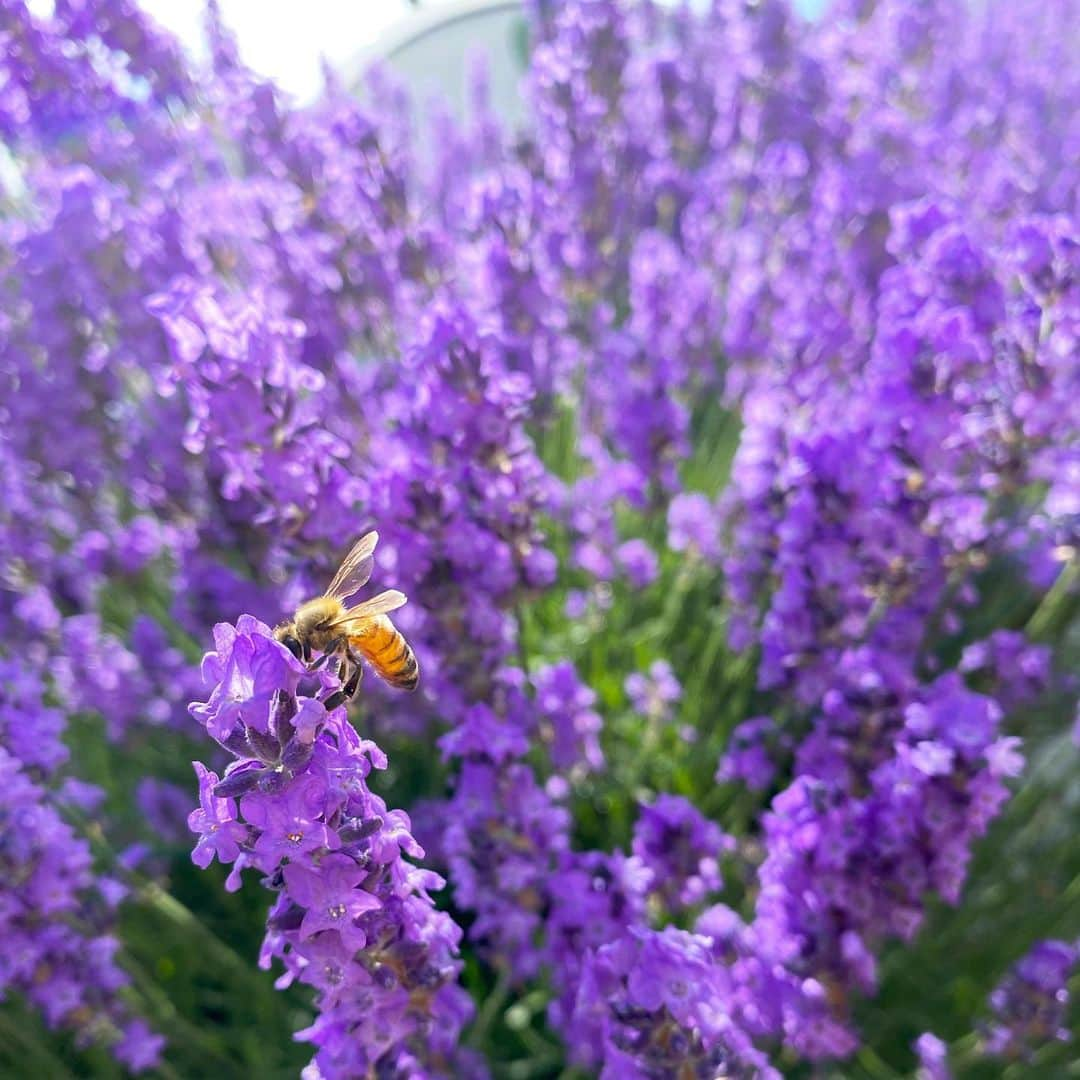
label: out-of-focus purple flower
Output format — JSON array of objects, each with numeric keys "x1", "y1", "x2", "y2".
[
  {"x1": 544, "y1": 848, "x2": 653, "y2": 1047},
  {"x1": 441, "y1": 759, "x2": 569, "y2": 981},
  {"x1": 573, "y1": 926, "x2": 781, "y2": 1080},
  {"x1": 615, "y1": 539, "x2": 659, "y2": 588},
  {"x1": 632, "y1": 794, "x2": 730, "y2": 910},
  {"x1": 717, "y1": 716, "x2": 779, "y2": 792},
  {"x1": 981, "y1": 939, "x2": 1077, "y2": 1060},
  {"x1": 437, "y1": 703, "x2": 530, "y2": 764},
  {"x1": 959, "y1": 631, "x2": 1052, "y2": 713},
  {"x1": 533, "y1": 661, "x2": 604, "y2": 772},
  {"x1": 914, "y1": 1032, "x2": 951, "y2": 1080},
  {"x1": 114, "y1": 1020, "x2": 166, "y2": 1074},
  {"x1": 0, "y1": 745, "x2": 156, "y2": 1060},
  {"x1": 748, "y1": 666, "x2": 1022, "y2": 1056},
  {"x1": 985, "y1": 737, "x2": 1025, "y2": 779},
  {"x1": 667, "y1": 493, "x2": 720, "y2": 563},
  {"x1": 625, "y1": 660, "x2": 681, "y2": 721},
  {"x1": 137, "y1": 778, "x2": 195, "y2": 844},
  {"x1": 0, "y1": 659, "x2": 69, "y2": 774}
]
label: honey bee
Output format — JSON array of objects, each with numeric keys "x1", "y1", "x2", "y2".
[{"x1": 274, "y1": 532, "x2": 418, "y2": 706}]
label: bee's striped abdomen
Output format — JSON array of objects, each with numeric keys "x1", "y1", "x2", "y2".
[{"x1": 352, "y1": 615, "x2": 419, "y2": 691}]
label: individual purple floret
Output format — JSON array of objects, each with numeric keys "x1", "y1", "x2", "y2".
[
  {"x1": 625, "y1": 660, "x2": 682, "y2": 723},
  {"x1": 667, "y1": 493, "x2": 721, "y2": 565},
  {"x1": 914, "y1": 1032, "x2": 951, "y2": 1080},
  {"x1": 616, "y1": 539, "x2": 660, "y2": 588}
]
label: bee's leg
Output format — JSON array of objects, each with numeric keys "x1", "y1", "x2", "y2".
[
  {"x1": 343, "y1": 647, "x2": 365, "y2": 699},
  {"x1": 343, "y1": 642, "x2": 362, "y2": 670},
  {"x1": 324, "y1": 658, "x2": 363, "y2": 711},
  {"x1": 307, "y1": 637, "x2": 346, "y2": 673},
  {"x1": 335, "y1": 653, "x2": 358, "y2": 686}
]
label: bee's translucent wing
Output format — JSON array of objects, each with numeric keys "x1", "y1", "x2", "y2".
[
  {"x1": 324, "y1": 532, "x2": 379, "y2": 602},
  {"x1": 330, "y1": 589, "x2": 408, "y2": 628}
]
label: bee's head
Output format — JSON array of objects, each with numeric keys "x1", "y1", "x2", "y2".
[{"x1": 273, "y1": 622, "x2": 304, "y2": 661}]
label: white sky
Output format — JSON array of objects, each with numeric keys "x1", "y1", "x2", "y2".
[
  {"x1": 49, "y1": 0, "x2": 825, "y2": 104},
  {"x1": 138, "y1": 1, "x2": 471, "y2": 101}
]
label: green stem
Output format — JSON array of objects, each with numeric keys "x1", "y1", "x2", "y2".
[
  {"x1": 137, "y1": 882, "x2": 257, "y2": 979},
  {"x1": 1025, "y1": 557, "x2": 1078, "y2": 641},
  {"x1": 515, "y1": 603, "x2": 532, "y2": 677},
  {"x1": 122, "y1": 953, "x2": 236, "y2": 1074},
  {"x1": 0, "y1": 1009, "x2": 76, "y2": 1078},
  {"x1": 682, "y1": 615, "x2": 728, "y2": 730},
  {"x1": 467, "y1": 970, "x2": 511, "y2": 1048},
  {"x1": 662, "y1": 562, "x2": 697, "y2": 626},
  {"x1": 63, "y1": 803, "x2": 256, "y2": 980},
  {"x1": 855, "y1": 1045, "x2": 902, "y2": 1078}
]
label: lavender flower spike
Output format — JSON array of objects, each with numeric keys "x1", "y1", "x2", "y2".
[{"x1": 188, "y1": 616, "x2": 475, "y2": 1078}]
